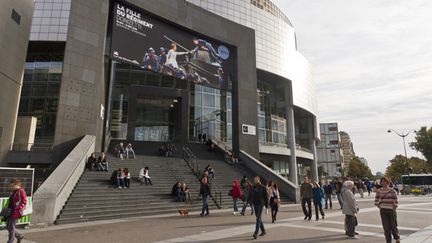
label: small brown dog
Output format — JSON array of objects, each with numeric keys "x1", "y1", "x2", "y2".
[{"x1": 178, "y1": 208, "x2": 189, "y2": 217}]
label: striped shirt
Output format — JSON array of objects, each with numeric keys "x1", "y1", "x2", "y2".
[{"x1": 375, "y1": 188, "x2": 398, "y2": 210}]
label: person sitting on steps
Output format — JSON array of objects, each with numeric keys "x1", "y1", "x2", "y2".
[
  {"x1": 139, "y1": 166, "x2": 153, "y2": 185},
  {"x1": 86, "y1": 153, "x2": 97, "y2": 171},
  {"x1": 125, "y1": 143, "x2": 136, "y2": 159}
]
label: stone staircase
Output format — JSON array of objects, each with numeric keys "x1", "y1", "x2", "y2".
[
  {"x1": 55, "y1": 155, "x2": 209, "y2": 224},
  {"x1": 184, "y1": 143, "x2": 291, "y2": 209}
]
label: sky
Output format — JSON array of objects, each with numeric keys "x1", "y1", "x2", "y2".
[{"x1": 273, "y1": 0, "x2": 432, "y2": 174}]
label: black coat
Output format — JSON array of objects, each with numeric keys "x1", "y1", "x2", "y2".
[{"x1": 249, "y1": 184, "x2": 268, "y2": 208}]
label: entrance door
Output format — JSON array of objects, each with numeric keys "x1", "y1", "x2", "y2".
[
  {"x1": 133, "y1": 97, "x2": 174, "y2": 142},
  {"x1": 127, "y1": 85, "x2": 188, "y2": 143}
]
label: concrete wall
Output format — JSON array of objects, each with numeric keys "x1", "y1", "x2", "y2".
[
  {"x1": 32, "y1": 135, "x2": 95, "y2": 225},
  {"x1": 54, "y1": 0, "x2": 109, "y2": 151},
  {"x1": 0, "y1": 0, "x2": 34, "y2": 164},
  {"x1": 13, "y1": 116, "x2": 37, "y2": 151}
]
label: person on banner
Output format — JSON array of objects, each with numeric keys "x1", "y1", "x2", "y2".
[
  {"x1": 142, "y1": 47, "x2": 159, "y2": 71},
  {"x1": 165, "y1": 43, "x2": 189, "y2": 69},
  {"x1": 1, "y1": 179, "x2": 27, "y2": 243},
  {"x1": 191, "y1": 38, "x2": 222, "y2": 64}
]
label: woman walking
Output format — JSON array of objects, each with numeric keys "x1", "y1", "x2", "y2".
[
  {"x1": 375, "y1": 177, "x2": 400, "y2": 243},
  {"x1": 231, "y1": 180, "x2": 242, "y2": 215},
  {"x1": 4, "y1": 179, "x2": 27, "y2": 243},
  {"x1": 269, "y1": 181, "x2": 281, "y2": 223},
  {"x1": 342, "y1": 180, "x2": 359, "y2": 239},
  {"x1": 312, "y1": 181, "x2": 325, "y2": 220}
]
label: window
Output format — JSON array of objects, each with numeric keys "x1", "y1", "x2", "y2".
[
  {"x1": 329, "y1": 140, "x2": 339, "y2": 145},
  {"x1": 11, "y1": 9, "x2": 21, "y2": 25}
]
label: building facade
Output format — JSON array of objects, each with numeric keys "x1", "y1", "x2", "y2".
[
  {"x1": 340, "y1": 131, "x2": 355, "y2": 174},
  {"x1": 8, "y1": 0, "x2": 319, "y2": 184},
  {"x1": 317, "y1": 123, "x2": 344, "y2": 178},
  {"x1": 0, "y1": 0, "x2": 34, "y2": 162}
]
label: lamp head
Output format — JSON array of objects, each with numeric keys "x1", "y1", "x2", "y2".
[{"x1": 387, "y1": 129, "x2": 391, "y2": 133}]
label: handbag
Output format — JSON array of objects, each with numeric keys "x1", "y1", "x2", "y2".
[
  {"x1": 228, "y1": 189, "x2": 233, "y2": 196},
  {"x1": 17, "y1": 189, "x2": 33, "y2": 216},
  {"x1": 0, "y1": 207, "x2": 12, "y2": 217}
]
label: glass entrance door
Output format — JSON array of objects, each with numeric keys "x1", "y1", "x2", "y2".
[{"x1": 133, "y1": 97, "x2": 176, "y2": 142}]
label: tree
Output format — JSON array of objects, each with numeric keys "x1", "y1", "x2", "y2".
[
  {"x1": 385, "y1": 155, "x2": 432, "y2": 182},
  {"x1": 347, "y1": 157, "x2": 374, "y2": 179},
  {"x1": 410, "y1": 126, "x2": 432, "y2": 164}
]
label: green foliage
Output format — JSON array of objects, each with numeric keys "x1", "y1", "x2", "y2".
[
  {"x1": 347, "y1": 157, "x2": 374, "y2": 179},
  {"x1": 410, "y1": 126, "x2": 432, "y2": 164},
  {"x1": 385, "y1": 155, "x2": 432, "y2": 182}
]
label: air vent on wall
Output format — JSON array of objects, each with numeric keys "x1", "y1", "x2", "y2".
[{"x1": 11, "y1": 9, "x2": 21, "y2": 25}]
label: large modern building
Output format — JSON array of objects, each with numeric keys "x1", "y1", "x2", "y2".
[
  {"x1": 3, "y1": 0, "x2": 319, "y2": 185},
  {"x1": 0, "y1": 0, "x2": 34, "y2": 162},
  {"x1": 317, "y1": 123, "x2": 344, "y2": 178},
  {"x1": 340, "y1": 130, "x2": 355, "y2": 174}
]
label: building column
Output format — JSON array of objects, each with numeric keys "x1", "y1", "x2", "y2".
[
  {"x1": 309, "y1": 118, "x2": 318, "y2": 182},
  {"x1": 286, "y1": 86, "x2": 298, "y2": 185}
]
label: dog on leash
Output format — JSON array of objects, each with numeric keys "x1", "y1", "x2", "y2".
[{"x1": 178, "y1": 208, "x2": 190, "y2": 217}]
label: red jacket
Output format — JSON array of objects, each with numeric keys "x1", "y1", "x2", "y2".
[
  {"x1": 232, "y1": 180, "x2": 242, "y2": 199},
  {"x1": 10, "y1": 188, "x2": 27, "y2": 219}
]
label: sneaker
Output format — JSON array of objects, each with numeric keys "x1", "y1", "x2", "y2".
[
  {"x1": 304, "y1": 216, "x2": 308, "y2": 220},
  {"x1": 233, "y1": 211, "x2": 237, "y2": 215},
  {"x1": 240, "y1": 212, "x2": 244, "y2": 216},
  {"x1": 118, "y1": 186, "x2": 122, "y2": 189}
]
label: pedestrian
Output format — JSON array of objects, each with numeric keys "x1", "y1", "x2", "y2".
[
  {"x1": 198, "y1": 133, "x2": 202, "y2": 143},
  {"x1": 142, "y1": 166, "x2": 152, "y2": 185},
  {"x1": 125, "y1": 143, "x2": 136, "y2": 159},
  {"x1": 115, "y1": 142, "x2": 125, "y2": 160},
  {"x1": 123, "y1": 168, "x2": 130, "y2": 188},
  {"x1": 202, "y1": 133, "x2": 207, "y2": 144},
  {"x1": 116, "y1": 168, "x2": 124, "y2": 189},
  {"x1": 342, "y1": 181, "x2": 359, "y2": 239},
  {"x1": 86, "y1": 153, "x2": 97, "y2": 170},
  {"x1": 323, "y1": 180, "x2": 333, "y2": 209},
  {"x1": 240, "y1": 175, "x2": 248, "y2": 189},
  {"x1": 334, "y1": 177, "x2": 343, "y2": 209},
  {"x1": 300, "y1": 176, "x2": 313, "y2": 220},
  {"x1": 231, "y1": 180, "x2": 242, "y2": 215},
  {"x1": 248, "y1": 176, "x2": 268, "y2": 239},
  {"x1": 2, "y1": 179, "x2": 26, "y2": 243},
  {"x1": 269, "y1": 181, "x2": 281, "y2": 223},
  {"x1": 312, "y1": 181, "x2": 325, "y2": 220},
  {"x1": 375, "y1": 177, "x2": 400, "y2": 243},
  {"x1": 240, "y1": 180, "x2": 254, "y2": 216},
  {"x1": 356, "y1": 180, "x2": 365, "y2": 198},
  {"x1": 365, "y1": 180, "x2": 372, "y2": 196},
  {"x1": 199, "y1": 173, "x2": 211, "y2": 216}
]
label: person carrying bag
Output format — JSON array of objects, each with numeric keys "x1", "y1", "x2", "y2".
[{"x1": 2, "y1": 179, "x2": 28, "y2": 243}]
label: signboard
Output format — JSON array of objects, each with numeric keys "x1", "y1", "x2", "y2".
[
  {"x1": 242, "y1": 124, "x2": 256, "y2": 136},
  {"x1": 111, "y1": 1, "x2": 237, "y2": 90}
]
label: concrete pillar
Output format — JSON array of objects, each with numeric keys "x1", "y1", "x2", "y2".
[
  {"x1": 309, "y1": 118, "x2": 318, "y2": 182},
  {"x1": 285, "y1": 86, "x2": 298, "y2": 185}
]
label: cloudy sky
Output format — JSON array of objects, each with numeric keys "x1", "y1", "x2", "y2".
[{"x1": 273, "y1": 0, "x2": 432, "y2": 173}]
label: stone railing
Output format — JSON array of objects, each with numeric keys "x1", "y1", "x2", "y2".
[{"x1": 31, "y1": 135, "x2": 95, "y2": 225}]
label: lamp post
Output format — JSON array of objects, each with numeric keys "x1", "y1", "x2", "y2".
[{"x1": 387, "y1": 129, "x2": 416, "y2": 193}]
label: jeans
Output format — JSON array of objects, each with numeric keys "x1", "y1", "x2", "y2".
[
  {"x1": 233, "y1": 198, "x2": 239, "y2": 212},
  {"x1": 314, "y1": 202, "x2": 325, "y2": 219},
  {"x1": 201, "y1": 194, "x2": 209, "y2": 215},
  {"x1": 7, "y1": 218, "x2": 22, "y2": 243},
  {"x1": 325, "y1": 193, "x2": 332, "y2": 209},
  {"x1": 301, "y1": 197, "x2": 312, "y2": 219},
  {"x1": 337, "y1": 193, "x2": 343, "y2": 208},
  {"x1": 124, "y1": 178, "x2": 130, "y2": 188},
  {"x1": 253, "y1": 204, "x2": 265, "y2": 234},
  {"x1": 97, "y1": 162, "x2": 108, "y2": 171},
  {"x1": 126, "y1": 148, "x2": 135, "y2": 159},
  {"x1": 144, "y1": 177, "x2": 152, "y2": 185},
  {"x1": 116, "y1": 178, "x2": 124, "y2": 187},
  {"x1": 241, "y1": 202, "x2": 254, "y2": 214},
  {"x1": 380, "y1": 209, "x2": 400, "y2": 243}
]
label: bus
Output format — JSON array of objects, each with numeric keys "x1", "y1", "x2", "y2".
[{"x1": 401, "y1": 174, "x2": 432, "y2": 195}]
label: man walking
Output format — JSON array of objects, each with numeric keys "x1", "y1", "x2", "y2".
[
  {"x1": 199, "y1": 172, "x2": 211, "y2": 216},
  {"x1": 248, "y1": 176, "x2": 268, "y2": 239},
  {"x1": 300, "y1": 176, "x2": 313, "y2": 220},
  {"x1": 323, "y1": 180, "x2": 333, "y2": 209}
]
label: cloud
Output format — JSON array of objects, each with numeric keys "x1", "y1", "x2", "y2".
[{"x1": 273, "y1": 0, "x2": 432, "y2": 173}]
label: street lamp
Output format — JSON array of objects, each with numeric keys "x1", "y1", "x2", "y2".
[{"x1": 387, "y1": 129, "x2": 416, "y2": 193}]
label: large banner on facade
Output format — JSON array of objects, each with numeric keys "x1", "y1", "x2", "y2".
[{"x1": 110, "y1": 1, "x2": 237, "y2": 90}]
